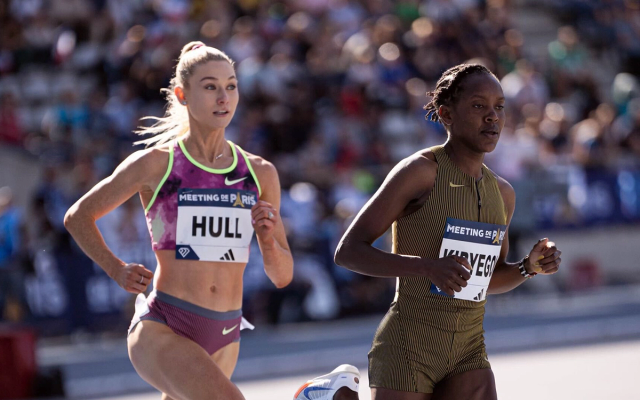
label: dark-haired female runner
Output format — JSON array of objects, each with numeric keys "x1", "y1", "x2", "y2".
[{"x1": 335, "y1": 64, "x2": 562, "y2": 400}]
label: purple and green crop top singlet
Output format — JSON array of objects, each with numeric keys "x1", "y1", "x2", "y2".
[{"x1": 144, "y1": 140, "x2": 261, "y2": 263}]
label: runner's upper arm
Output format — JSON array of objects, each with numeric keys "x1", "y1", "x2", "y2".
[
  {"x1": 248, "y1": 155, "x2": 291, "y2": 252},
  {"x1": 341, "y1": 154, "x2": 436, "y2": 246},
  {"x1": 252, "y1": 157, "x2": 280, "y2": 209},
  {"x1": 495, "y1": 173, "x2": 516, "y2": 262}
]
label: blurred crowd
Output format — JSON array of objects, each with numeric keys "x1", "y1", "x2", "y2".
[{"x1": 1, "y1": 0, "x2": 640, "y2": 333}]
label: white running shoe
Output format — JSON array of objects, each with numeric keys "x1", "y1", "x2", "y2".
[{"x1": 294, "y1": 364, "x2": 360, "y2": 400}]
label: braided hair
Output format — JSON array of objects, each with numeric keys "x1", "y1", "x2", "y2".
[{"x1": 424, "y1": 64, "x2": 497, "y2": 124}]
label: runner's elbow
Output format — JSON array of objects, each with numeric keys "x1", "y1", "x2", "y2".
[
  {"x1": 267, "y1": 263, "x2": 293, "y2": 288},
  {"x1": 64, "y1": 204, "x2": 94, "y2": 235},
  {"x1": 273, "y1": 272, "x2": 292, "y2": 289},
  {"x1": 334, "y1": 241, "x2": 353, "y2": 268},
  {"x1": 486, "y1": 283, "x2": 508, "y2": 295},
  {"x1": 63, "y1": 207, "x2": 79, "y2": 232}
]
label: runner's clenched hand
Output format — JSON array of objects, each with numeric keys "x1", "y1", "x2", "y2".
[
  {"x1": 424, "y1": 255, "x2": 472, "y2": 296},
  {"x1": 527, "y1": 238, "x2": 561, "y2": 275},
  {"x1": 251, "y1": 200, "x2": 277, "y2": 243}
]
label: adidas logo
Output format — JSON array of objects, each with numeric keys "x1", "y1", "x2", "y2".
[
  {"x1": 473, "y1": 289, "x2": 484, "y2": 301},
  {"x1": 220, "y1": 249, "x2": 236, "y2": 261},
  {"x1": 178, "y1": 248, "x2": 190, "y2": 258}
]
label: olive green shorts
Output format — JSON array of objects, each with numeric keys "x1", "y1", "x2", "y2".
[{"x1": 368, "y1": 301, "x2": 490, "y2": 394}]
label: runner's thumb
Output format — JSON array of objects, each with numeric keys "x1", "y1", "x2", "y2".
[{"x1": 533, "y1": 238, "x2": 548, "y2": 252}]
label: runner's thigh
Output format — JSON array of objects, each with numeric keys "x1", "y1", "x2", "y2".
[
  {"x1": 431, "y1": 368, "x2": 497, "y2": 400},
  {"x1": 128, "y1": 320, "x2": 245, "y2": 400},
  {"x1": 211, "y1": 341, "x2": 240, "y2": 378},
  {"x1": 372, "y1": 388, "x2": 432, "y2": 400}
]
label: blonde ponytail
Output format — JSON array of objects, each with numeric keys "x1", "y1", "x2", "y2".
[{"x1": 134, "y1": 41, "x2": 235, "y2": 147}]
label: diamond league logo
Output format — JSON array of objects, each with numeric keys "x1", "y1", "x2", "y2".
[{"x1": 178, "y1": 247, "x2": 190, "y2": 258}]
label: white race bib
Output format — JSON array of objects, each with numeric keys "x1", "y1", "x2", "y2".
[
  {"x1": 175, "y1": 188, "x2": 257, "y2": 262},
  {"x1": 430, "y1": 217, "x2": 507, "y2": 302}
]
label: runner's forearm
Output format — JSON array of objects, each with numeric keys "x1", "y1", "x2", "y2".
[
  {"x1": 64, "y1": 211, "x2": 125, "y2": 278},
  {"x1": 258, "y1": 236, "x2": 293, "y2": 288},
  {"x1": 487, "y1": 261, "x2": 527, "y2": 294},
  {"x1": 335, "y1": 240, "x2": 425, "y2": 278}
]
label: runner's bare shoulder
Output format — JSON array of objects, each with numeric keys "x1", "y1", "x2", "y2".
[
  {"x1": 237, "y1": 149, "x2": 278, "y2": 190},
  {"x1": 120, "y1": 144, "x2": 173, "y2": 193},
  {"x1": 406, "y1": 148, "x2": 438, "y2": 198},
  {"x1": 485, "y1": 166, "x2": 515, "y2": 215},
  {"x1": 390, "y1": 149, "x2": 438, "y2": 216},
  {"x1": 240, "y1": 150, "x2": 275, "y2": 178}
]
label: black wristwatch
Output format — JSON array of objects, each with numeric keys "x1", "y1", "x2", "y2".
[{"x1": 518, "y1": 255, "x2": 536, "y2": 279}]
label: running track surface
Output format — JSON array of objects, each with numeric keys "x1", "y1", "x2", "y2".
[{"x1": 103, "y1": 339, "x2": 640, "y2": 400}]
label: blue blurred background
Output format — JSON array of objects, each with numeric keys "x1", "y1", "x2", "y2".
[{"x1": 1, "y1": 0, "x2": 640, "y2": 398}]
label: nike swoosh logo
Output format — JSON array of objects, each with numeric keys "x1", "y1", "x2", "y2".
[
  {"x1": 303, "y1": 387, "x2": 332, "y2": 399},
  {"x1": 222, "y1": 324, "x2": 238, "y2": 335},
  {"x1": 449, "y1": 182, "x2": 467, "y2": 188},
  {"x1": 225, "y1": 176, "x2": 247, "y2": 186}
]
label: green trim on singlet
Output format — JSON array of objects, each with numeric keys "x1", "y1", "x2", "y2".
[
  {"x1": 237, "y1": 145, "x2": 262, "y2": 197},
  {"x1": 145, "y1": 144, "x2": 174, "y2": 213},
  {"x1": 178, "y1": 139, "x2": 238, "y2": 174}
]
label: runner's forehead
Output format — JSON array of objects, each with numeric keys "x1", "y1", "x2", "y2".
[
  {"x1": 458, "y1": 73, "x2": 504, "y2": 101},
  {"x1": 192, "y1": 61, "x2": 236, "y2": 82}
]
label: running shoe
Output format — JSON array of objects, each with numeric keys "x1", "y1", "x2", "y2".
[{"x1": 293, "y1": 364, "x2": 360, "y2": 400}]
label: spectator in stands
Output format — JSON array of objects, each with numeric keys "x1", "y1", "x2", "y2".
[
  {"x1": 0, "y1": 92, "x2": 23, "y2": 146},
  {"x1": 0, "y1": 187, "x2": 27, "y2": 322},
  {"x1": 2, "y1": 0, "x2": 640, "y2": 327}
]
